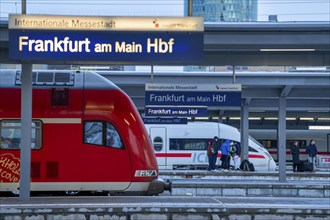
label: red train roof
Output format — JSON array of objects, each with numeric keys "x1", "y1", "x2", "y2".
[{"x1": 0, "y1": 69, "x2": 120, "y2": 90}]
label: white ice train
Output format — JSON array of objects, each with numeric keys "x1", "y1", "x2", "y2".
[
  {"x1": 145, "y1": 122, "x2": 276, "y2": 171},
  {"x1": 249, "y1": 129, "x2": 330, "y2": 162}
]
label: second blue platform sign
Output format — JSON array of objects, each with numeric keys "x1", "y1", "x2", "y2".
[{"x1": 145, "y1": 83, "x2": 241, "y2": 117}]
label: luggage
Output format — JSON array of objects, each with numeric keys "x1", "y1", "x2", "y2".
[
  {"x1": 240, "y1": 159, "x2": 255, "y2": 171},
  {"x1": 297, "y1": 160, "x2": 314, "y2": 172},
  {"x1": 297, "y1": 161, "x2": 305, "y2": 172},
  {"x1": 304, "y1": 161, "x2": 314, "y2": 172}
]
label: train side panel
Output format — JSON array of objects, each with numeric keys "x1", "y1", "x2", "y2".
[
  {"x1": 83, "y1": 89, "x2": 158, "y2": 184},
  {"x1": 0, "y1": 71, "x2": 163, "y2": 195},
  {"x1": 147, "y1": 122, "x2": 276, "y2": 171}
]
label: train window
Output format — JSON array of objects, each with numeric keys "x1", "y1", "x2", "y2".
[
  {"x1": 153, "y1": 137, "x2": 163, "y2": 151},
  {"x1": 84, "y1": 121, "x2": 124, "y2": 149},
  {"x1": 0, "y1": 120, "x2": 42, "y2": 150},
  {"x1": 259, "y1": 140, "x2": 307, "y2": 149},
  {"x1": 249, "y1": 146, "x2": 258, "y2": 152},
  {"x1": 51, "y1": 88, "x2": 69, "y2": 107},
  {"x1": 259, "y1": 140, "x2": 276, "y2": 149},
  {"x1": 170, "y1": 139, "x2": 208, "y2": 151},
  {"x1": 287, "y1": 140, "x2": 307, "y2": 149},
  {"x1": 106, "y1": 123, "x2": 123, "y2": 149},
  {"x1": 84, "y1": 122, "x2": 103, "y2": 146}
]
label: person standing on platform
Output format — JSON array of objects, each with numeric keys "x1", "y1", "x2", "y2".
[
  {"x1": 231, "y1": 142, "x2": 241, "y2": 170},
  {"x1": 290, "y1": 141, "x2": 300, "y2": 172},
  {"x1": 213, "y1": 136, "x2": 221, "y2": 169},
  {"x1": 207, "y1": 139, "x2": 217, "y2": 171},
  {"x1": 220, "y1": 139, "x2": 231, "y2": 171},
  {"x1": 306, "y1": 139, "x2": 318, "y2": 171}
]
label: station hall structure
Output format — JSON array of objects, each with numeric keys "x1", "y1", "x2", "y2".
[{"x1": 0, "y1": 1, "x2": 330, "y2": 218}]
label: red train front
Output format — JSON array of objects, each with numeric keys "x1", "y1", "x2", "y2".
[{"x1": 0, "y1": 70, "x2": 168, "y2": 196}]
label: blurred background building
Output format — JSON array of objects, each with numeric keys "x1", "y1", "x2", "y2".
[
  {"x1": 184, "y1": 0, "x2": 258, "y2": 72},
  {"x1": 192, "y1": 0, "x2": 258, "y2": 22}
]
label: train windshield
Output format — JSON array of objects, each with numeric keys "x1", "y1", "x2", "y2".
[
  {"x1": 249, "y1": 135, "x2": 265, "y2": 148},
  {"x1": 84, "y1": 121, "x2": 124, "y2": 149}
]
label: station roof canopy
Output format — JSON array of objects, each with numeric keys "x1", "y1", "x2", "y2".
[
  {"x1": 97, "y1": 70, "x2": 330, "y2": 129},
  {"x1": 1, "y1": 20, "x2": 330, "y2": 66},
  {"x1": 1, "y1": 20, "x2": 329, "y2": 129}
]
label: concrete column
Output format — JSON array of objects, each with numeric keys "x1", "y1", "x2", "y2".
[
  {"x1": 278, "y1": 96, "x2": 287, "y2": 182},
  {"x1": 240, "y1": 99, "x2": 249, "y2": 162},
  {"x1": 19, "y1": 64, "x2": 33, "y2": 200}
]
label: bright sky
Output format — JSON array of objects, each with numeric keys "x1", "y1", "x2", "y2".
[{"x1": 0, "y1": 0, "x2": 329, "y2": 21}]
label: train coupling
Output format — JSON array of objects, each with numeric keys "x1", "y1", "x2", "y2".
[{"x1": 147, "y1": 178, "x2": 172, "y2": 196}]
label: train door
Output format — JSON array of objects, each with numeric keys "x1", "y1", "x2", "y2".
[{"x1": 149, "y1": 127, "x2": 166, "y2": 169}]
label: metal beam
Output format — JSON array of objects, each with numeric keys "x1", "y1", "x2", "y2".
[
  {"x1": 102, "y1": 72, "x2": 330, "y2": 87},
  {"x1": 281, "y1": 85, "x2": 293, "y2": 97}
]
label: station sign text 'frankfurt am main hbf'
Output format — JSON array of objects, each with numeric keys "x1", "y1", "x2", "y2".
[
  {"x1": 145, "y1": 84, "x2": 242, "y2": 117},
  {"x1": 8, "y1": 14, "x2": 204, "y2": 64}
]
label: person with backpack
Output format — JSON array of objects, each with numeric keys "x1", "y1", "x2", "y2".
[
  {"x1": 207, "y1": 139, "x2": 217, "y2": 171},
  {"x1": 220, "y1": 139, "x2": 231, "y2": 171}
]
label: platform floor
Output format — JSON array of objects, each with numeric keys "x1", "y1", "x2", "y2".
[
  {"x1": 159, "y1": 169, "x2": 330, "y2": 178},
  {"x1": 159, "y1": 170, "x2": 330, "y2": 197},
  {"x1": 1, "y1": 196, "x2": 329, "y2": 220}
]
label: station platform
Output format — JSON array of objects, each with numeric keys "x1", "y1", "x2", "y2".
[
  {"x1": 159, "y1": 170, "x2": 330, "y2": 197},
  {"x1": 1, "y1": 196, "x2": 329, "y2": 220},
  {"x1": 159, "y1": 170, "x2": 330, "y2": 181}
]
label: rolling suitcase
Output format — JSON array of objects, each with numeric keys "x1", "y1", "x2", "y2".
[
  {"x1": 297, "y1": 160, "x2": 305, "y2": 172},
  {"x1": 304, "y1": 161, "x2": 314, "y2": 172}
]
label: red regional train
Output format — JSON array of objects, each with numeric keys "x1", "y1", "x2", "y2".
[{"x1": 0, "y1": 69, "x2": 169, "y2": 196}]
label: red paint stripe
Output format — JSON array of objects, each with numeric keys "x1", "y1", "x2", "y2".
[
  {"x1": 155, "y1": 153, "x2": 264, "y2": 159},
  {"x1": 218, "y1": 153, "x2": 265, "y2": 159},
  {"x1": 155, "y1": 153, "x2": 192, "y2": 158},
  {"x1": 249, "y1": 154, "x2": 265, "y2": 159}
]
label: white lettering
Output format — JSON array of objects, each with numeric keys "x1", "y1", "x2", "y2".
[
  {"x1": 150, "y1": 94, "x2": 185, "y2": 102},
  {"x1": 213, "y1": 94, "x2": 226, "y2": 102},
  {"x1": 116, "y1": 41, "x2": 142, "y2": 53},
  {"x1": 19, "y1": 36, "x2": 28, "y2": 51},
  {"x1": 94, "y1": 43, "x2": 112, "y2": 53},
  {"x1": 147, "y1": 38, "x2": 174, "y2": 53},
  {"x1": 17, "y1": 36, "x2": 91, "y2": 53}
]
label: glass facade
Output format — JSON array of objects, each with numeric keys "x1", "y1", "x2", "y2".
[{"x1": 192, "y1": 0, "x2": 258, "y2": 22}]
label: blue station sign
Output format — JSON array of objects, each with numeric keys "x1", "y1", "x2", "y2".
[
  {"x1": 8, "y1": 15, "x2": 204, "y2": 64},
  {"x1": 145, "y1": 84, "x2": 242, "y2": 107},
  {"x1": 143, "y1": 117, "x2": 187, "y2": 124},
  {"x1": 145, "y1": 106, "x2": 208, "y2": 117}
]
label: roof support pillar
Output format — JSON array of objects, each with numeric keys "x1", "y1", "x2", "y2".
[
  {"x1": 19, "y1": 0, "x2": 32, "y2": 201},
  {"x1": 218, "y1": 110, "x2": 224, "y2": 123},
  {"x1": 19, "y1": 63, "x2": 32, "y2": 200},
  {"x1": 278, "y1": 96, "x2": 287, "y2": 182},
  {"x1": 240, "y1": 98, "x2": 249, "y2": 162}
]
